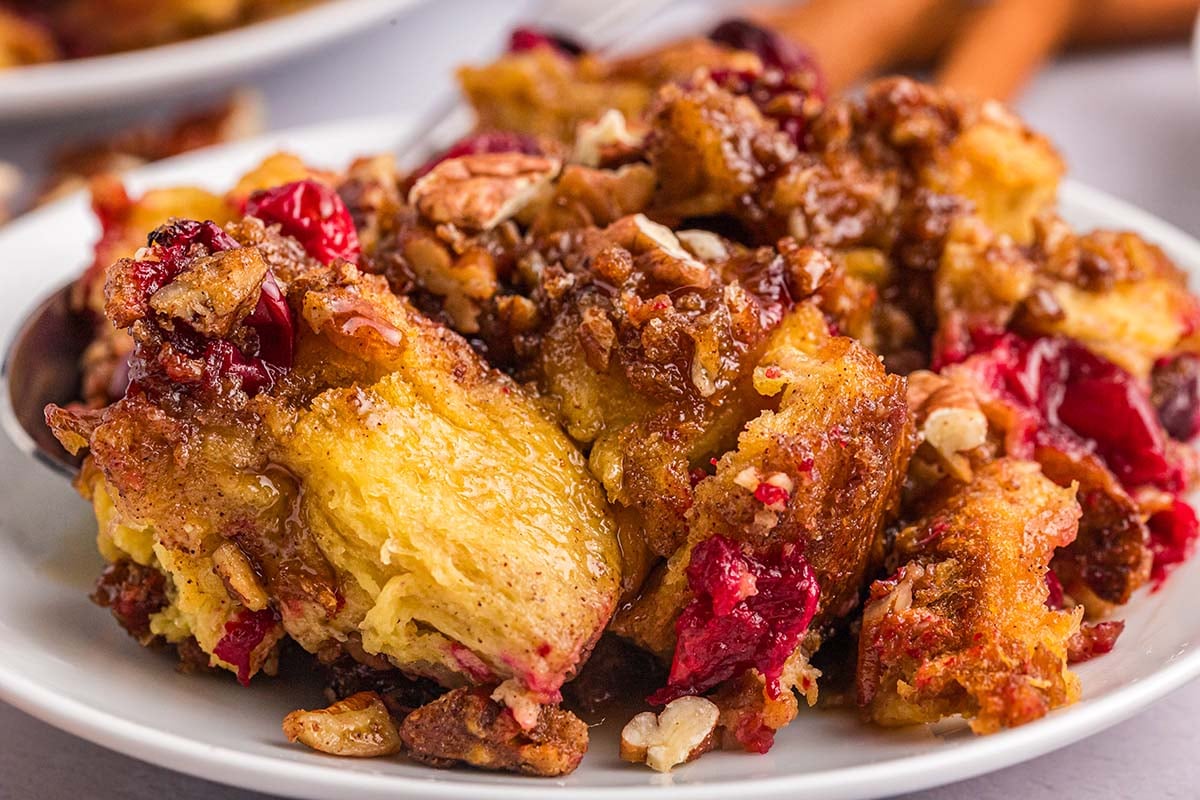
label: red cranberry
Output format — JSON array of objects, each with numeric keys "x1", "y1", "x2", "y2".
[
  {"x1": 507, "y1": 25, "x2": 585, "y2": 56},
  {"x1": 953, "y1": 332, "x2": 1200, "y2": 586},
  {"x1": 213, "y1": 607, "x2": 278, "y2": 686},
  {"x1": 1151, "y1": 353, "x2": 1200, "y2": 441},
  {"x1": 245, "y1": 179, "x2": 360, "y2": 266},
  {"x1": 242, "y1": 272, "x2": 294, "y2": 369},
  {"x1": 955, "y1": 332, "x2": 1183, "y2": 493},
  {"x1": 202, "y1": 340, "x2": 273, "y2": 395},
  {"x1": 1067, "y1": 620, "x2": 1125, "y2": 663},
  {"x1": 709, "y1": 19, "x2": 824, "y2": 87},
  {"x1": 1044, "y1": 569, "x2": 1065, "y2": 610},
  {"x1": 135, "y1": 220, "x2": 295, "y2": 395},
  {"x1": 753, "y1": 482, "x2": 790, "y2": 508},
  {"x1": 709, "y1": 63, "x2": 825, "y2": 147},
  {"x1": 148, "y1": 217, "x2": 238, "y2": 256},
  {"x1": 648, "y1": 534, "x2": 819, "y2": 706},
  {"x1": 412, "y1": 131, "x2": 543, "y2": 179},
  {"x1": 1148, "y1": 499, "x2": 1200, "y2": 585},
  {"x1": 1052, "y1": 344, "x2": 1179, "y2": 491},
  {"x1": 90, "y1": 560, "x2": 167, "y2": 641}
]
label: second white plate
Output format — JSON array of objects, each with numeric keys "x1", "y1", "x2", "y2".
[{"x1": 0, "y1": 0, "x2": 423, "y2": 119}]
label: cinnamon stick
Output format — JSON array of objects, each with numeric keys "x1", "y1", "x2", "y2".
[
  {"x1": 1070, "y1": 0, "x2": 1200, "y2": 47},
  {"x1": 752, "y1": 0, "x2": 1200, "y2": 99},
  {"x1": 935, "y1": 0, "x2": 1079, "y2": 101},
  {"x1": 750, "y1": 0, "x2": 954, "y2": 92}
]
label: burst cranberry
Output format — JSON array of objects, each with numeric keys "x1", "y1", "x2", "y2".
[
  {"x1": 1054, "y1": 348, "x2": 1178, "y2": 491},
  {"x1": 242, "y1": 272, "x2": 294, "y2": 368},
  {"x1": 688, "y1": 535, "x2": 759, "y2": 616},
  {"x1": 213, "y1": 607, "x2": 278, "y2": 686},
  {"x1": 135, "y1": 219, "x2": 294, "y2": 394},
  {"x1": 507, "y1": 25, "x2": 585, "y2": 56},
  {"x1": 955, "y1": 332, "x2": 1183, "y2": 493},
  {"x1": 709, "y1": 18, "x2": 824, "y2": 91},
  {"x1": 1067, "y1": 620, "x2": 1125, "y2": 663},
  {"x1": 708, "y1": 63, "x2": 824, "y2": 147},
  {"x1": 90, "y1": 560, "x2": 167, "y2": 642},
  {"x1": 196, "y1": 278, "x2": 293, "y2": 395},
  {"x1": 952, "y1": 331, "x2": 1200, "y2": 583},
  {"x1": 1148, "y1": 499, "x2": 1200, "y2": 585},
  {"x1": 202, "y1": 340, "x2": 271, "y2": 395},
  {"x1": 649, "y1": 535, "x2": 819, "y2": 705},
  {"x1": 245, "y1": 179, "x2": 360, "y2": 266},
  {"x1": 1044, "y1": 569, "x2": 1065, "y2": 610},
  {"x1": 412, "y1": 131, "x2": 543, "y2": 179},
  {"x1": 1151, "y1": 353, "x2": 1200, "y2": 441},
  {"x1": 753, "y1": 482, "x2": 790, "y2": 508},
  {"x1": 148, "y1": 217, "x2": 238, "y2": 256}
]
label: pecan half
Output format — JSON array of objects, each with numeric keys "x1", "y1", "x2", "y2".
[{"x1": 409, "y1": 152, "x2": 560, "y2": 231}]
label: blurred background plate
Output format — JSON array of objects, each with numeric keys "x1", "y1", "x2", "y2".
[{"x1": 0, "y1": 0, "x2": 423, "y2": 120}]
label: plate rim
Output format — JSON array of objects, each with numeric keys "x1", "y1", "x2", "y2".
[
  {"x1": 1, "y1": 114, "x2": 1199, "y2": 800},
  {"x1": 0, "y1": 0, "x2": 422, "y2": 118}
]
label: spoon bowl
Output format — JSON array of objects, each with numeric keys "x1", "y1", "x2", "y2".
[{"x1": 1, "y1": 281, "x2": 89, "y2": 479}]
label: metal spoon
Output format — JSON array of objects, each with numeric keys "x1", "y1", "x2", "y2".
[
  {"x1": 0, "y1": 0, "x2": 680, "y2": 479},
  {"x1": 1, "y1": 281, "x2": 91, "y2": 477}
]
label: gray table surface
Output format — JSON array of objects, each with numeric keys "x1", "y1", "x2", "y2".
[{"x1": 2, "y1": 1, "x2": 1198, "y2": 797}]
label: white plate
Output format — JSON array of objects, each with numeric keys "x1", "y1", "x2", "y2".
[
  {"x1": 0, "y1": 0, "x2": 421, "y2": 119},
  {"x1": 2, "y1": 117, "x2": 1199, "y2": 800}
]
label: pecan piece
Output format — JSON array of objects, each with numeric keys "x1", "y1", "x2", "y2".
[
  {"x1": 409, "y1": 153, "x2": 560, "y2": 231},
  {"x1": 148, "y1": 247, "x2": 269, "y2": 337},
  {"x1": 399, "y1": 687, "x2": 587, "y2": 777},
  {"x1": 620, "y1": 695, "x2": 718, "y2": 772},
  {"x1": 283, "y1": 691, "x2": 403, "y2": 758}
]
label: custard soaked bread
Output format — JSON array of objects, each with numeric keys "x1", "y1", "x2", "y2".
[{"x1": 51, "y1": 202, "x2": 621, "y2": 705}]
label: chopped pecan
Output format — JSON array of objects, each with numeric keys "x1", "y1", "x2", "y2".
[
  {"x1": 619, "y1": 695, "x2": 718, "y2": 772},
  {"x1": 399, "y1": 687, "x2": 588, "y2": 777},
  {"x1": 607, "y1": 214, "x2": 712, "y2": 289},
  {"x1": 409, "y1": 152, "x2": 560, "y2": 231},
  {"x1": 283, "y1": 691, "x2": 403, "y2": 758},
  {"x1": 148, "y1": 247, "x2": 268, "y2": 337},
  {"x1": 211, "y1": 541, "x2": 269, "y2": 611},
  {"x1": 908, "y1": 370, "x2": 988, "y2": 481},
  {"x1": 572, "y1": 109, "x2": 644, "y2": 167}
]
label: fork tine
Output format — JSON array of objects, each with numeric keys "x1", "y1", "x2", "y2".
[
  {"x1": 535, "y1": 0, "x2": 677, "y2": 43},
  {"x1": 395, "y1": 0, "x2": 678, "y2": 164}
]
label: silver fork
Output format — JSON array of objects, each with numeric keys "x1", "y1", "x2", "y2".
[
  {"x1": 0, "y1": 0, "x2": 680, "y2": 478},
  {"x1": 394, "y1": 0, "x2": 678, "y2": 168}
]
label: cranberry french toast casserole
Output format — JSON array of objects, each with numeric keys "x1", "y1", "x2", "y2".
[{"x1": 46, "y1": 19, "x2": 1200, "y2": 776}]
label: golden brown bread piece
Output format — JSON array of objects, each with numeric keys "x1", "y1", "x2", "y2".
[
  {"x1": 858, "y1": 458, "x2": 1082, "y2": 732},
  {"x1": 613, "y1": 306, "x2": 914, "y2": 656},
  {"x1": 935, "y1": 212, "x2": 1200, "y2": 380},
  {"x1": 458, "y1": 37, "x2": 760, "y2": 145},
  {"x1": 51, "y1": 216, "x2": 623, "y2": 701}
]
